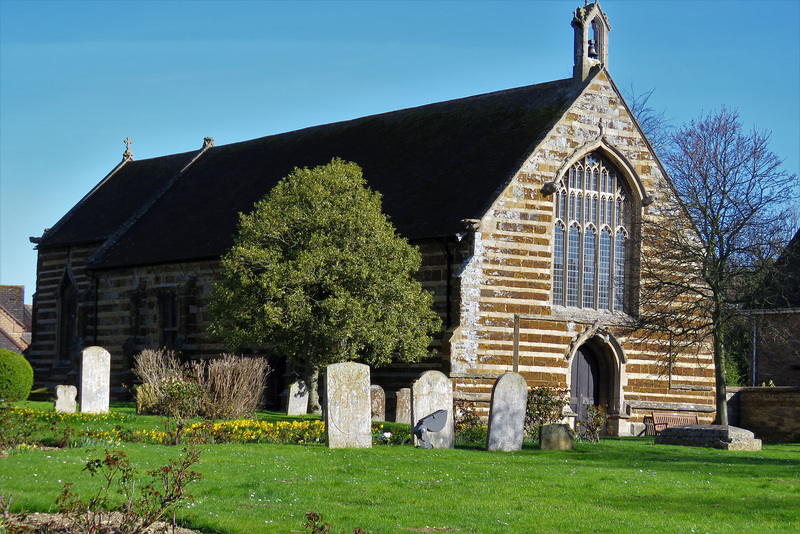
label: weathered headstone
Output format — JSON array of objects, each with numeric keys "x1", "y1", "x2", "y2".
[
  {"x1": 411, "y1": 370, "x2": 453, "y2": 449},
  {"x1": 395, "y1": 388, "x2": 411, "y2": 425},
  {"x1": 655, "y1": 425, "x2": 762, "y2": 451},
  {"x1": 370, "y1": 384, "x2": 386, "y2": 422},
  {"x1": 486, "y1": 372, "x2": 527, "y2": 451},
  {"x1": 54, "y1": 385, "x2": 77, "y2": 413},
  {"x1": 80, "y1": 346, "x2": 110, "y2": 413},
  {"x1": 287, "y1": 380, "x2": 310, "y2": 416},
  {"x1": 540, "y1": 424, "x2": 575, "y2": 450},
  {"x1": 325, "y1": 362, "x2": 372, "y2": 448}
]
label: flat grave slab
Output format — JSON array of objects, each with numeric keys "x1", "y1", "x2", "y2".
[{"x1": 655, "y1": 425, "x2": 762, "y2": 451}]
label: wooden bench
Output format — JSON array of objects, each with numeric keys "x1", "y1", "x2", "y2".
[{"x1": 652, "y1": 412, "x2": 699, "y2": 435}]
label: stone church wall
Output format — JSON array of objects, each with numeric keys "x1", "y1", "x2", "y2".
[
  {"x1": 29, "y1": 237, "x2": 469, "y2": 405},
  {"x1": 27, "y1": 243, "x2": 100, "y2": 390},
  {"x1": 448, "y1": 72, "x2": 716, "y2": 434}
]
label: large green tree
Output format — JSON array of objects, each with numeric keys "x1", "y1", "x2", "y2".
[{"x1": 208, "y1": 159, "x2": 441, "y2": 412}]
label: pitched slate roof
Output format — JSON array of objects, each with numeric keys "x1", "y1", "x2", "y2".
[{"x1": 37, "y1": 77, "x2": 581, "y2": 269}]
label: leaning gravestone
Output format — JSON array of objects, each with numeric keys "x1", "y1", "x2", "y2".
[
  {"x1": 325, "y1": 362, "x2": 372, "y2": 448},
  {"x1": 486, "y1": 372, "x2": 527, "y2": 451},
  {"x1": 395, "y1": 388, "x2": 412, "y2": 425},
  {"x1": 287, "y1": 380, "x2": 309, "y2": 416},
  {"x1": 54, "y1": 385, "x2": 77, "y2": 413},
  {"x1": 370, "y1": 384, "x2": 386, "y2": 422},
  {"x1": 412, "y1": 370, "x2": 454, "y2": 449},
  {"x1": 80, "y1": 346, "x2": 110, "y2": 414}
]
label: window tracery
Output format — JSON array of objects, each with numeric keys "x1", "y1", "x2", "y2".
[{"x1": 553, "y1": 153, "x2": 630, "y2": 312}]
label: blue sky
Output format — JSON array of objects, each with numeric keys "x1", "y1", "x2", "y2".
[{"x1": 1, "y1": 0, "x2": 798, "y2": 304}]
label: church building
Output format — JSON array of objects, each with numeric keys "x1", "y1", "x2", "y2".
[{"x1": 27, "y1": 3, "x2": 716, "y2": 435}]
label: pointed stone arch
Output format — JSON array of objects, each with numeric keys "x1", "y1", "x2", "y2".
[
  {"x1": 565, "y1": 322, "x2": 627, "y2": 418},
  {"x1": 552, "y1": 136, "x2": 651, "y2": 207}
]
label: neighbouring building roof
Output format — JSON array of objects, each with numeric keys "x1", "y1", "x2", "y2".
[
  {"x1": 774, "y1": 228, "x2": 800, "y2": 307},
  {"x1": 0, "y1": 286, "x2": 30, "y2": 353},
  {"x1": 35, "y1": 77, "x2": 582, "y2": 270}
]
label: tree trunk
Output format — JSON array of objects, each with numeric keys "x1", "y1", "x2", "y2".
[
  {"x1": 298, "y1": 334, "x2": 322, "y2": 415},
  {"x1": 305, "y1": 363, "x2": 322, "y2": 415},
  {"x1": 713, "y1": 310, "x2": 729, "y2": 425}
]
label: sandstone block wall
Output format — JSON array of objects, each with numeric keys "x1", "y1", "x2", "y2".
[{"x1": 728, "y1": 387, "x2": 800, "y2": 443}]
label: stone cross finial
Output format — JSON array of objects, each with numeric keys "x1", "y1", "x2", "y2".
[{"x1": 122, "y1": 137, "x2": 134, "y2": 161}]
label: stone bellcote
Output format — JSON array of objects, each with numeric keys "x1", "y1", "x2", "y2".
[{"x1": 572, "y1": 2, "x2": 611, "y2": 82}]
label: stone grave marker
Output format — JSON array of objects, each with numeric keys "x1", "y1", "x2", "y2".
[
  {"x1": 287, "y1": 380, "x2": 309, "y2": 416},
  {"x1": 325, "y1": 362, "x2": 372, "y2": 448},
  {"x1": 411, "y1": 370, "x2": 453, "y2": 449},
  {"x1": 656, "y1": 425, "x2": 762, "y2": 451},
  {"x1": 540, "y1": 424, "x2": 575, "y2": 450},
  {"x1": 80, "y1": 346, "x2": 111, "y2": 413},
  {"x1": 54, "y1": 385, "x2": 77, "y2": 413},
  {"x1": 395, "y1": 388, "x2": 411, "y2": 425},
  {"x1": 370, "y1": 384, "x2": 386, "y2": 422},
  {"x1": 486, "y1": 372, "x2": 527, "y2": 451}
]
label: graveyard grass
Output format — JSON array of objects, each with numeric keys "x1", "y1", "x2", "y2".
[{"x1": 2, "y1": 406, "x2": 798, "y2": 533}]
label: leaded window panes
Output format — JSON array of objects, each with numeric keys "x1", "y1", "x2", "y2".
[
  {"x1": 553, "y1": 222, "x2": 565, "y2": 306},
  {"x1": 567, "y1": 225, "x2": 581, "y2": 307},
  {"x1": 614, "y1": 229, "x2": 627, "y2": 311},
  {"x1": 599, "y1": 229, "x2": 611, "y2": 310},
  {"x1": 552, "y1": 153, "x2": 630, "y2": 312},
  {"x1": 583, "y1": 226, "x2": 596, "y2": 308}
]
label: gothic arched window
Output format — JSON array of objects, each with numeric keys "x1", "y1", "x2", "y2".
[
  {"x1": 553, "y1": 153, "x2": 630, "y2": 312},
  {"x1": 58, "y1": 276, "x2": 77, "y2": 364}
]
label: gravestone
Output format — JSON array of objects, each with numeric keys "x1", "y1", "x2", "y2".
[
  {"x1": 370, "y1": 384, "x2": 386, "y2": 422},
  {"x1": 54, "y1": 385, "x2": 77, "y2": 413},
  {"x1": 80, "y1": 346, "x2": 110, "y2": 413},
  {"x1": 486, "y1": 372, "x2": 527, "y2": 451},
  {"x1": 411, "y1": 370, "x2": 454, "y2": 449},
  {"x1": 287, "y1": 380, "x2": 309, "y2": 416},
  {"x1": 540, "y1": 424, "x2": 575, "y2": 450},
  {"x1": 395, "y1": 388, "x2": 411, "y2": 425},
  {"x1": 655, "y1": 425, "x2": 762, "y2": 451},
  {"x1": 325, "y1": 362, "x2": 372, "y2": 448}
]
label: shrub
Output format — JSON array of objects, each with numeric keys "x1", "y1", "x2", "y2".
[
  {"x1": 576, "y1": 404, "x2": 609, "y2": 443},
  {"x1": 56, "y1": 447, "x2": 202, "y2": 534},
  {"x1": 454, "y1": 399, "x2": 488, "y2": 445},
  {"x1": 133, "y1": 349, "x2": 269, "y2": 419},
  {"x1": 0, "y1": 348, "x2": 33, "y2": 402},
  {"x1": 194, "y1": 354, "x2": 270, "y2": 419},
  {"x1": 524, "y1": 386, "x2": 569, "y2": 440}
]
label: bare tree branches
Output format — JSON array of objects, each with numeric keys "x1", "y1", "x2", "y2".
[{"x1": 636, "y1": 107, "x2": 799, "y2": 423}]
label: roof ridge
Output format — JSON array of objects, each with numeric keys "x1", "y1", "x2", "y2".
[{"x1": 213, "y1": 78, "x2": 578, "y2": 153}]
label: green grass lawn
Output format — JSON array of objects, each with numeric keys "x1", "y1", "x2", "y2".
[{"x1": 2, "y1": 405, "x2": 799, "y2": 533}]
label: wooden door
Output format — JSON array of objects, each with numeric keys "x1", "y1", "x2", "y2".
[{"x1": 570, "y1": 346, "x2": 599, "y2": 424}]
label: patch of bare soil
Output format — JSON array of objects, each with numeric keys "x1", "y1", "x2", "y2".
[{"x1": 4, "y1": 511, "x2": 202, "y2": 534}]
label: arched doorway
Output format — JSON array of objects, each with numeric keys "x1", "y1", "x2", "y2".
[
  {"x1": 568, "y1": 334, "x2": 625, "y2": 429},
  {"x1": 570, "y1": 345, "x2": 600, "y2": 424}
]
